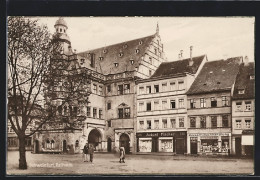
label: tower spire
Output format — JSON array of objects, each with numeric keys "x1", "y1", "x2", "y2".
[{"x1": 156, "y1": 22, "x2": 159, "y2": 34}]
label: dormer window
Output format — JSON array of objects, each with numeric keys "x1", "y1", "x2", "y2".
[
  {"x1": 139, "y1": 40, "x2": 143, "y2": 45},
  {"x1": 238, "y1": 89, "x2": 245, "y2": 94},
  {"x1": 123, "y1": 44, "x2": 128, "y2": 49},
  {"x1": 80, "y1": 59, "x2": 85, "y2": 65},
  {"x1": 114, "y1": 63, "x2": 119, "y2": 67},
  {"x1": 130, "y1": 59, "x2": 134, "y2": 65},
  {"x1": 99, "y1": 57, "x2": 104, "y2": 61},
  {"x1": 135, "y1": 49, "x2": 140, "y2": 54},
  {"x1": 103, "y1": 49, "x2": 107, "y2": 54},
  {"x1": 250, "y1": 75, "x2": 255, "y2": 80},
  {"x1": 119, "y1": 52, "x2": 123, "y2": 57}
]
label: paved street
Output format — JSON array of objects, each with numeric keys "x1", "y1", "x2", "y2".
[{"x1": 7, "y1": 151, "x2": 254, "y2": 175}]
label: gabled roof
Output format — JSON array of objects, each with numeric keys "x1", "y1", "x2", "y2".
[
  {"x1": 77, "y1": 34, "x2": 156, "y2": 75},
  {"x1": 151, "y1": 55, "x2": 206, "y2": 78},
  {"x1": 232, "y1": 62, "x2": 255, "y2": 100},
  {"x1": 187, "y1": 57, "x2": 241, "y2": 95}
]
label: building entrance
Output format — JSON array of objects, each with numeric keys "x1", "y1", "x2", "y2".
[
  {"x1": 235, "y1": 138, "x2": 241, "y2": 156},
  {"x1": 88, "y1": 129, "x2": 102, "y2": 151},
  {"x1": 176, "y1": 138, "x2": 185, "y2": 154},
  {"x1": 120, "y1": 134, "x2": 130, "y2": 154}
]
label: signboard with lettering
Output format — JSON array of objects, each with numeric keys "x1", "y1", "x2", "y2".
[
  {"x1": 189, "y1": 133, "x2": 230, "y2": 137},
  {"x1": 136, "y1": 131, "x2": 186, "y2": 138}
]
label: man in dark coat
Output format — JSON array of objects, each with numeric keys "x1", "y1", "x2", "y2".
[
  {"x1": 83, "y1": 143, "x2": 89, "y2": 162},
  {"x1": 88, "y1": 144, "x2": 94, "y2": 163}
]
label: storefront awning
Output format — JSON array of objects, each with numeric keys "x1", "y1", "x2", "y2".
[{"x1": 242, "y1": 135, "x2": 254, "y2": 145}]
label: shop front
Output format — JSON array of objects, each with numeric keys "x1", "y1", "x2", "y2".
[
  {"x1": 188, "y1": 132, "x2": 231, "y2": 155},
  {"x1": 136, "y1": 131, "x2": 186, "y2": 154},
  {"x1": 241, "y1": 130, "x2": 254, "y2": 157}
]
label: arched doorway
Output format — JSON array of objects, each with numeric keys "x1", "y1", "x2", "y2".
[
  {"x1": 107, "y1": 138, "x2": 112, "y2": 152},
  {"x1": 34, "y1": 140, "x2": 39, "y2": 153},
  {"x1": 120, "y1": 133, "x2": 130, "y2": 154},
  {"x1": 63, "y1": 140, "x2": 67, "y2": 153},
  {"x1": 88, "y1": 129, "x2": 102, "y2": 151}
]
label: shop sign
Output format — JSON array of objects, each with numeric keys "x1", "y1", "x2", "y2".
[
  {"x1": 137, "y1": 131, "x2": 186, "y2": 138},
  {"x1": 189, "y1": 133, "x2": 229, "y2": 137}
]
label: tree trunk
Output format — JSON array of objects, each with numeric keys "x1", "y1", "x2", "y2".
[{"x1": 18, "y1": 135, "x2": 27, "y2": 169}]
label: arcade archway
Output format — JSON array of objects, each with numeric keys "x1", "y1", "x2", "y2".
[
  {"x1": 119, "y1": 133, "x2": 130, "y2": 154},
  {"x1": 88, "y1": 129, "x2": 102, "y2": 151}
]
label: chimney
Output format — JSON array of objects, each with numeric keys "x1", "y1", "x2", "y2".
[
  {"x1": 244, "y1": 56, "x2": 249, "y2": 66},
  {"x1": 189, "y1": 46, "x2": 194, "y2": 66}
]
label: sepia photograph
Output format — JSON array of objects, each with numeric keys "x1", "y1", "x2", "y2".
[{"x1": 7, "y1": 16, "x2": 255, "y2": 175}]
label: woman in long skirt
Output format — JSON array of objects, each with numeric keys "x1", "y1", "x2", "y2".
[{"x1": 119, "y1": 147, "x2": 125, "y2": 163}]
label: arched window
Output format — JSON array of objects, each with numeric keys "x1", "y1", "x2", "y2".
[
  {"x1": 46, "y1": 139, "x2": 50, "y2": 149},
  {"x1": 51, "y1": 140, "x2": 55, "y2": 149},
  {"x1": 64, "y1": 106, "x2": 67, "y2": 115}
]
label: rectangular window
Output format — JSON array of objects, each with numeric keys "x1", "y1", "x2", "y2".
[
  {"x1": 245, "y1": 119, "x2": 251, "y2": 128},
  {"x1": 124, "y1": 84, "x2": 130, "y2": 94},
  {"x1": 178, "y1": 80, "x2": 184, "y2": 90},
  {"x1": 124, "y1": 108, "x2": 130, "y2": 118},
  {"x1": 139, "y1": 121, "x2": 144, "y2": 129},
  {"x1": 190, "y1": 117, "x2": 196, "y2": 128},
  {"x1": 211, "y1": 116, "x2": 217, "y2": 128},
  {"x1": 118, "y1": 85, "x2": 123, "y2": 95},
  {"x1": 139, "y1": 87, "x2": 144, "y2": 94},
  {"x1": 93, "y1": 108, "x2": 97, "y2": 118},
  {"x1": 146, "y1": 86, "x2": 152, "y2": 94},
  {"x1": 93, "y1": 84, "x2": 97, "y2": 94},
  {"x1": 154, "y1": 101, "x2": 160, "y2": 110},
  {"x1": 179, "y1": 99, "x2": 184, "y2": 108},
  {"x1": 171, "y1": 100, "x2": 176, "y2": 109},
  {"x1": 179, "y1": 118, "x2": 184, "y2": 128},
  {"x1": 87, "y1": 106, "x2": 91, "y2": 117},
  {"x1": 190, "y1": 99, "x2": 196, "y2": 109},
  {"x1": 154, "y1": 85, "x2": 159, "y2": 93},
  {"x1": 222, "y1": 96, "x2": 228, "y2": 107},
  {"x1": 200, "y1": 98, "x2": 206, "y2": 108},
  {"x1": 107, "y1": 84, "x2": 111, "y2": 93},
  {"x1": 107, "y1": 102, "x2": 111, "y2": 110},
  {"x1": 139, "y1": 102, "x2": 144, "y2": 112},
  {"x1": 162, "y1": 83, "x2": 167, "y2": 91},
  {"x1": 99, "y1": 109, "x2": 103, "y2": 119},
  {"x1": 147, "y1": 120, "x2": 151, "y2": 129},
  {"x1": 200, "y1": 116, "x2": 206, "y2": 128},
  {"x1": 211, "y1": 97, "x2": 217, "y2": 107},
  {"x1": 245, "y1": 101, "x2": 252, "y2": 111},
  {"x1": 170, "y1": 119, "x2": 176, "y2": 128},
  {"x1": 162, "y1": 100, "x2": 167, "y2": 109},
  {"x1": 118, "y1": 108, "x2": 124, "y2": 118},
  {"x1": 73, "y1": 107, "x2": 78, "y2": 116},
  {"x1": 99, "y1": 86, "x2": 103, "y2": 95},
  {"x1": 147, "y1": 102, "x2": 151, "y2": 111},
  {"x1": 235, "y1": 120, "x2": 241, "y2": 129},
  {"x1": 170, "y1": 82, "x2": 176, "y2": 91},
  {"x1": 222, "y1": 115, "x2": 229, "y2": 128},
  {"x1": 108, "y1": 120, "x2": 111, "y2": 127},
  {"x1": 236, "y1": 102, "x2": 242, "y2": 111},
  {"x1": 162, "y1": 119, "x2": 167, "y2": 128},
  {"x1": 154, "y1": 120, "x2": 159, "y2": 129}
]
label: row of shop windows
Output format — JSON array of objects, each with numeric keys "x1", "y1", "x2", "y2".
[
  {"x1": 189, "y1": 96, "x2": 229, "y2": 109},
  {"x1": 189, "y1": 115, "x2": 230, "y2": 128},
  {"x1": 138, "y1": 118, "x2": 184, "y2": 130},
  {"x1": 139, "y1": 80, "x2": 185, "y2": 95}
]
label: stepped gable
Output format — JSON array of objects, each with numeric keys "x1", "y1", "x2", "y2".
[
  {"x1": 187, "y1": 57, "x2": 241, "y2": 95},
  {"x1": 77, "y1": 34, "x2": 155, "y2": 75},
  {"x1": 151, "y1": 55, "x2": 206, "y2": 78},
  {"x1": 232, "y1": 62, "x2": 255, "y2": 100}
]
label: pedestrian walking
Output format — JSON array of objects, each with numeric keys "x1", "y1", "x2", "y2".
[
  {"x1": 89, "y1": 144, "x2": 94, "y2": 163},
  {"x1": 83, "y1": 143, "x2": 89, "y2": 162},
  {"x1": 119, "y1": 146, "x2": 125, "y2": 163}
]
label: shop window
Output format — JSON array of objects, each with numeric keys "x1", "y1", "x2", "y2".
[
  {"x1": 245, "y1": 119, "x2": 251, "y2": 129},
  {"x1": 235, "y1": 120, "x2": 241, "y2": 129},
  {"x1": 162, "y1": 100, "x2": 167, "y2": 110},
  {"x1": 179, "y1": 117, "x2": 184, "y2": 128},
  {"x1": 170, "y1": 82, "x2": 176, "y2": 91},
  {"x1": 221, "y1": 139, "x2": 229, "y2": 153},
  {"x1": 171, "y1": 100, "x2": 176, "y2": 109},
  {"x1": 200, "y1": 116, "x2": 206, "y2": 128},
  {"x1": 222, "y1": 115, "x2": 229, "y2": 128},
  {"x1": 147, "y1": 120, "x2": 151, "y2": 129},
  {"x1": 190, "y1": 99, "x2": 196, "y2": 109},
  {"x1": 245, "y1": 101, "x2": 252, "y2": 111},
  {"x1": 99, "y1": 109, "x2": 103, "y2": 119},
  {"x1": 170, "y1": 119, "x2": 176, "y2": 128},
  {"x1": 236, "y1": 102, "x2": 242, "y2": 111},
  {"x1": 154, "y1": 120, "x2": 159, "y2": 129},
  {"x1": 211, "y1": 97, "x2": 217, "y2": 107},
  {"x1": 93, "y1": 84, "x2": 97, "y2": 94},
  {"x1": 190, "y1": 117, "x2": 196, "y2": 128},
  {"x1": 162, "y1": 83, "x2": 167, "y2": 91},
  {"x1": 161, "y1": 139, "x2": 173, "y2": 152},
  {"x1": 107, "y1": 84, "x2": 111, "y2": 93},
  {"x1": 93, "y1": 108, "x2": 97, "y2": 119},
  {"x1": 99, "y1": 86, "x2": 103, "y2": 95},
  {"x1": 139, "y1": 121, "x2": 144, "y2": 129},
  {"x1": 154, "y1": 85, "x2": 159, "y2": 93},
  {"x1": 179, "y1": 99, "x2": 184, "y2": 108},
  {"x1": 124, "y1": 84, "x2": 130, "y2": 94},
  {"x1": 211, "y1": 116, "x2": 217, "y2": 128},
  {"x1": 118, "y1": 85, "x2": 123, "y2": 95},
  {"x1": 107, "y1": 102, "x2": 111, "y2": 110},
  {"x1": 222, "y1": 96, "x2": 229, "y2": 107},
  {"x1": 178, "y1": 80, "x2": 184, "y2": 90},
  {"x1": 146, "y1": 86, "x2": 152, "y2": 94},
  {"x1": 154, "y1": 101, "x2": 160, "y2": 110},
  {"x1": 139, "y1": 86, "x2": 144, "y2": 94},
  {"x1": 162, "y1": 119, "x2": 167, "y2": 128},
  {"x1": 200, "y1": 98, "x2": 206, "y2": 108},
  {"x1": 86, "y1": 106, "x2": 91, "y2": 117},
  {"x1": 139, "y1": 102, "x2": 144, "y2": 112},
  {"x1": 201, "y1": 139, "x2": 218, "y2": 153},
  {"x1": 147, "y1": 102, "x2": 151, "y2": 111}
]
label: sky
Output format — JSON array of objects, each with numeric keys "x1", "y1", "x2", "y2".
[{"x1": 35, "y1": 17, "x2": 254, "y2": 62}]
